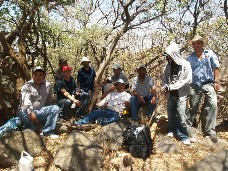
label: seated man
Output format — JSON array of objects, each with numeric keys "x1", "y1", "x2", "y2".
[
  {"x1": 101, "y1": 63, "x2": 129, "y2": 100},
  {"x1": 17, "y1": 66, "x2": 60, "y2": 138},
  {"x1": 130, "y1": 64, "x2": 157, "y2": 120},
  {"x1": 72, "y1": 79, "x2": 131, "y2": 126},
  {"x1": 55, "y1": 65, "x2": 90, "y2": 119}
]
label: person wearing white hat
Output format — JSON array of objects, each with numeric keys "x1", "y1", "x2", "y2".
[
  {"x1": 162, "y1": 42, "x2": 192, "y2": 145},
  {"x1": 76, "y1": 56, "x2": 96, "y2": 115},
  {"x1": 101, "y1": 63, "x2": 129, "y2": 100},
  {"x1": 187, "y1": 35, "x2": 220, "y2": 143},
  {"x1": 71, "y1": 79, "x2": 131, "y2": 126}
]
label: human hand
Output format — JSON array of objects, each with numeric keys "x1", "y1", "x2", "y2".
[
  {"x1": 162, "y1": 85, "x2": 169, "y2": 92},
  {"x1": 29, "y1": 112, "x2": 39, "y2": 124},
  {"x1": 213, "y1": 82, "x2": 220, "y2": 91},
  {"x1": 151, "y1": 97, "x2": 156, "y2": 105},
  {"x1": 74, "y1": 99, "x2": 81, "y2": 107}
]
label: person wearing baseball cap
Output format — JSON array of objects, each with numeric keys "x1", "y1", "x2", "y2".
[
  {"x1": 71, "y1": 78, "x2": 131, "y2": 126},
  {"x1": 55, "y1": 65, "x2": 90, "y2": 119},
  {"x1": 101, "y1": 63, "x2": 129, "y2": 100},
  {"x1": 130, "y1": 64, "x2": 157, "y2": 121},
  {"x1": 17, "y1": 66, "x2": 60, "y2": 138},
  {"x1": 54, "y1": 57, "x2": 68, "y2": 82},
  {"x1": 187, "y1": 35, "x2": 220, "y2": 143}
]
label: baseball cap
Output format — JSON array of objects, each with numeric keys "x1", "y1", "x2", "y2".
[
  {"x1": 62, "y1": 65, "x2": 72, "y2": 72},
  {"x1": 32, "y1": 66, "x2": 45, "y2": 74},
  {"x1": 136, "y1": 64, "x2": 147, "y2": 70},
  {"x1": 112, "y1": 63, "x2": 122, "y2": 69},
  {"x1": 115, "y1": 79, "x2": 126, "y2": 85},
  {"x1": 59, "y1": 57, "x2": 67, "y2": 64},
  {"x1": 81, "y1": 57, "x2": 91, "y2": 64}
]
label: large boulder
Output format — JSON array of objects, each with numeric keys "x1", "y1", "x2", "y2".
[
  {"x1": 0, "y1": 129, "x2": 43, "y2": 167},
  {"x1": 54, "y1": 131, "x2": 103, "y2": 171}
]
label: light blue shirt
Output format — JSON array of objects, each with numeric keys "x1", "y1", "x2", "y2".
[{"x1": 187, "y1": 49, "x2": 220, "y2": 86}]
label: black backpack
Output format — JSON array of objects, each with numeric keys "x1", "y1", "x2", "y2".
[{"x1": 122, "y1": 125, "x2": 153, "y2": 160}]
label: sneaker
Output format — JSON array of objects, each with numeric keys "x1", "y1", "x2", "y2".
[
  {"x1": 167, "y1": 132, "x2": 174, "y2": 137},
  {"x1": 209, "y1": 134, "x2": 218, "y2": 143},
  {"x1": 190, "y1": 137, "x2": 197, "y2": 143},
  {"x1": 47, "y1": 134, "x2": 59, "y2": 139},
  {"x1": 182, "y1": 139, "x2": 191, "y2": 145}
]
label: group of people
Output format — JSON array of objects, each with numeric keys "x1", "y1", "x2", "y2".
[{"x1": 16, "y1": 35, "x2": 220, "y2": 145}]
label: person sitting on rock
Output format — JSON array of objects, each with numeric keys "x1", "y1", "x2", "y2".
[
  {"x1": 55, "y1": 65, "x2": 90, "y2": 119},
  {"x1": 130, "y1": 64, "x2": 157, "y2": 121},
  {"x1": 71, "y1": 79, "x2": 131, "y2": 126},
  {"x1": 101, "y1": 63, "x2": 129, "y2": 100},
  {"x1": 17, "y1": 66, "x2": 60, "y2": 138}
]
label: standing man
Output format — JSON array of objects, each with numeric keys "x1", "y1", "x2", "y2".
[
  {"x1": 130, "y1": 64, "x2": 156, "y2": 121},
  {"x1": 101, "y1": 63, "x2": 129, "y2": 100},
  {"x1": 72, "y1": 79, "x2": 131, "y2": 126},
  {"x1": 162, "y1": 42, "x2": 192, "y2": 145},
  {"x1": 76, "y1": 56, "x2": 96, "y2": 113},
  {"x1": 17, "y1": 66, "x2": 60, "y2": 138},
  {"x1": 187, "y1": 35, "x2": 220, "y2": 142}
]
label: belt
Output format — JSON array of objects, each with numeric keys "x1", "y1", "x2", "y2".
[{"x1": 202, "y1": 81, "x2": 214, "y2": 85}]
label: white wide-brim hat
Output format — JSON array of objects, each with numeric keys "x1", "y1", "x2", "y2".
[
  {"x1": 187, "y1": 35, "x2": 208, "y2": 47},
  {"x1": 81, "y1": 56, "x2": 91, "y2": 64}
]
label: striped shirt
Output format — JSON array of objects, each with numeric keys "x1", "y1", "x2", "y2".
[{"x1": 131, "y1": 75, "x2": 155, "y2": 97}]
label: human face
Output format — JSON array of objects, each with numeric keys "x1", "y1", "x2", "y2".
[
  {"x1": 32, "y1": 71, "x2": 45, "y2": 86},
  {"x1": 82, "y1": 61, "x2": 90, "y2": 68},
  {"x1": 137, "y1": 67, "x2": 147, "y2": 78},
  {"x1": 192, "y1": 40, "x2": 204, "y2": 52},
  {"x1": 63, "y1": 70, "x2": 72, "y2": 80},
  {"x1": 113, "y1": 68, "x2": 121, "y2": 76},
  {"x1": 116, "y1": 83, "x2": 125, "y2": 92}
]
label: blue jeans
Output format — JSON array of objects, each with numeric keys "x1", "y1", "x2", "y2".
[
  {"x1": 75, "y1": 90, "x2": 91, "y2": 116},
  {"x1": 77, "y1": 109, "x2": 120, "y2": 126},
  {"x1": 167, "y1": 96, "x2": 189, "y2": 141},
  {"x1": 130, "y1": 95, "x2": 156, "y2": 120},
  {"x1": 18, "y1": 105, "x2": 60, "y2": 135},
  {"x1": 187, "y1": 83, "x2": 217, "y2": 135}
]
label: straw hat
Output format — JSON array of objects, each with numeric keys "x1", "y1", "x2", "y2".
[{"x1": 187, "y1": 35, "x2": 208, "y2": 47}]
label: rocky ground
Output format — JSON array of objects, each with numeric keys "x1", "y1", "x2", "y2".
[{"x1": 1, "y1": 113, "x2": 227, "y2": 171}]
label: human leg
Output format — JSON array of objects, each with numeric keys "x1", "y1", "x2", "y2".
[
  {"x1": 187, "y1": 84, "x2": 203, "y2": 126},
  {"x1": 130, "y1": 96, "x2": 140, "y2": 120},
  {"x1": 167, "y1": 97, "x2": 177, "y2": 135},
  {"x1": 144, "y1": 95, "x2": 156, "y2": 117},
  {"x1": 97, "y1": 109, "x2": 120, "y2": 126},
  {"x1": 57, "y1": 99, "x2": 72, "y2": 118},
  {"x1": 35, "y1": 105, "x2": 60, "y2": 135},
  {"x1": 76, "y1": 109, "x2": 106, "y2": 125},
  {"x1": 18, "y1": 110, "x2": 35, "y2": 131},
  {"x1": 202, "y1": 84, "x2": 218, "y2": 136}
]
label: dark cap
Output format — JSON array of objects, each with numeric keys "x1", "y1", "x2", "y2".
[
  {"x1": 32, "y1": 66, "x2": 45, "y2": 74},
  {"x1": 59, "y1": 57, "x2": 67, "y2": 64}
]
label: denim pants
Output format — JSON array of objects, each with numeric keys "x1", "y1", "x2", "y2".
[
  {"x1": 130, "y1": 95, "x2": 156, "y2": 120},
  {"x1": 167, "y1": 96, "x2": 189, "y2": 141},
  {"x1": 75, "y1": 90, "x2": 91, "y2": 116},
  {"x1": 18, "y1": 105, "x2": 60, "y2": 135},
  {"x1": 187, "y1": 83, "x2": 217, "y2": 135},
  {"x1": 78, "y1": 109, "x2": 120, "y2": 126}
]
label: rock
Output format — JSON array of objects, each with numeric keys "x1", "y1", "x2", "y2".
[
  {"x1": 54, "y1": 131, "x2": 103, "y2": 171},
  {"x1": 0, "y1": 129, "x2": 43, "y2": 167},
  {"x1": 155, "y1": 135, "x2": 180, "y2": 154},
  {"x1": 187, "y1": 149, "x2": 228, "y2": 171}
]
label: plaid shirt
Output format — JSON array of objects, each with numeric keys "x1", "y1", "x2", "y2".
[{"x1": 18, "y1": 80, "x2": 52, "y2": 114}]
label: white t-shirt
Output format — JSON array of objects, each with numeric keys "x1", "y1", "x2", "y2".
[{"x1": 97, "y1": 91, "x2": 131, "y2": 114}]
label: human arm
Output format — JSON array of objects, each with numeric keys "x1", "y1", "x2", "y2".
[
  {"x1": 61, "y1": 88, "x2": 81, "y2": 107},
  {"x1": 213, "y1": 68, "x2": 220, "y2": 91}
]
